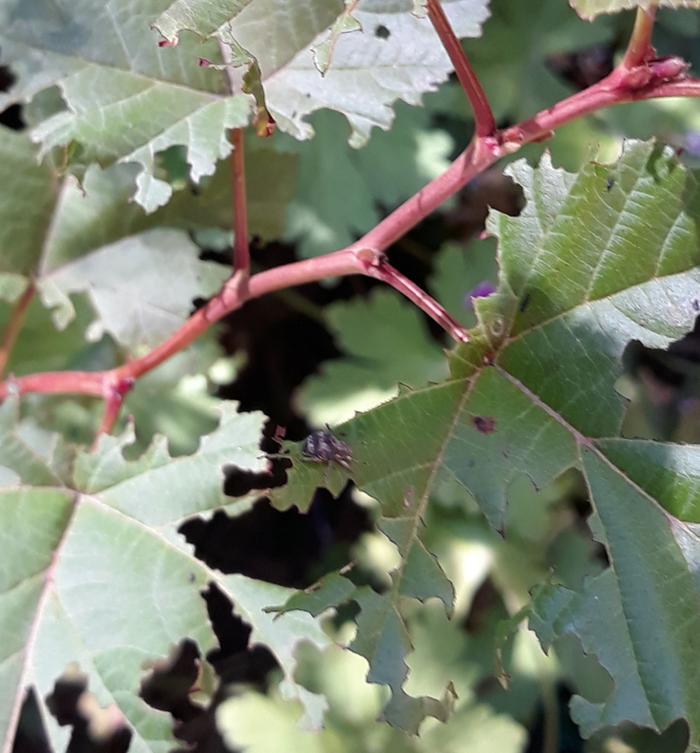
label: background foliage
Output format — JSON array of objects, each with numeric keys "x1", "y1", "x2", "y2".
[{"x1": 2, "y1": 1, "x2": 700, "y2": 753}]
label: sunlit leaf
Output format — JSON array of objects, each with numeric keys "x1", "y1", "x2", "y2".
[
  {"x1": 271, "y1": 141, "x2": 700, "y2": 741},
  {"x1": 571, "y1": 0, "x2": 700, "y2": 20},
  {"x1": 0, "y1": 400, "x2": 332, "y2": 752},
  {"x1": 0, "y1": 129, "x2": 292, "y2": 353}
]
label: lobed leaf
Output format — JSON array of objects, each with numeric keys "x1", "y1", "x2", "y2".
[
  {"x1": 0, "y1": 399, "x2": 332, "y2": 752},
  {"x1": 0, "y1": 129, "x2": 293, "y2": 353},
  {"x1": 258, "y1": 0, "x2": 490, "y2": 148},
  {"x1": 282, "y1": 105, "x2": 453, "y2": 258},
  {"x1": 1, "y1": 0, "x2": 487, "y2": 212},
  {"x1": 570, "y1": 0, "x2": 700, "y2": 20},
  {"x1": 272, "y1": 141, "x2": 700, "y2": 742}
]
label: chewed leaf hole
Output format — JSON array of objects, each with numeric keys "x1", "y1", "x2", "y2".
[{"x1": 46, "y1": 666, "x2": 131, "y2": 752}]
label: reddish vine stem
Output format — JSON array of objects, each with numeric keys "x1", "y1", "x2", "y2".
[
  {"x1": 94, "y1": 377, "x2": 135, "y2": 446},
  {"x1": 426, "y1": 0, "x2": 495, "y2": 137},
  {"x1": 0, "y1": 248, "x2": 462, "y2": 400},
  {"x1": 622, "y1": 5, "x2": 657, "y2": 69},
  {"x1": 366, "y1": 257, "x2": 469, "y2": 343},
  {"x1": 0, "y1": 282, "x2": 35, "y2": 378},
  {"x1": 217, "y1": 38, "x2": 251, "y2": 278},
  {"x1": 229, "y1": 128, "x2": 250, "y2": 275},
  {"x1": 1, "y1": 54, "x2": 699, "y2": 405}
]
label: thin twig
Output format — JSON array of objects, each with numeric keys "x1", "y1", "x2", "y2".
[
  {"x1": 93, "y1": 377, "x2": 135, "y2": 445},
  {"x1": 622, "y1": 5, "x2": 657, "y2": 70},
  {"x1": 426, "y1": 0, "x2": 495, "y2": 137},
  {"x1": 365, "y1": 256, "x2": 469, "y2": 342},
  {"x1": 217, "y1": 40, "x2": 251, "y2": 277},
  {"x1": 229, "y1": 128, "x2": 250, "y2": 275},
  {"x1": 0, "y1": 282, "x2": 35, "y2": 378}
]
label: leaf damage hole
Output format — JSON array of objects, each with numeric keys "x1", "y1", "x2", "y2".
[
  {"x1": 46, "y1": 668, "x2": 132, "y2": 753},
  {"x1": 622, "y1": 314, "x2": 700, "y2": 442},
  {"x1": 12, "y1": 689, "x2": 50, "y2": 753},
  {"x1": 202, "y1": 583, "x2": 280, "y2": 689},
  {"x1": 374, "y1": 24, "x2": 390, "y2": 39},
  {"x1": 180, "y1": 487, "x2": 370, "y2": 587},
  {"x1": 140, "y1": 640, "x2": 222, "y2": 747},
  {"x1": 473, "y1": 415, "x2": 496, "y2": 433}
]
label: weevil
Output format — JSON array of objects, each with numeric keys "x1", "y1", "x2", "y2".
[{"x1": 302, "y1": 427, "x2": 352, "y2": 469}]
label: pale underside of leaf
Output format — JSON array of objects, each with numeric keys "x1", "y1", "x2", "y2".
[
  {"x1": 570, "y1": 0, "x2": 700, "y2": 19},
  {"x1": 260, "y1": 0, "x2": 491, "y2": 147},
  {"x1": 1, "y1": 0, "x2": 488, "y2": 211},
  {"x1": 0, "y1": 129, "x2": 296, "y2": 353},
  {"x1": 38, "y1": 229, "x2": 228, "y2": 350},
  {"x1": 0, "y1": 403, "x2": 331, "y2": 752}
]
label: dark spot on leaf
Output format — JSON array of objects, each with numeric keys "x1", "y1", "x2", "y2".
[
  {"x1": 606, "y1": 176, "x2": 615, "y2": 191},
  {"x1": 188, "y1": 572, "x2": 196, "y2": 583},
  {"x1": 375, "y1": 24, "x2": 390, "y2": 39},
  {"x1": 693, "y1": 299, "x2": 700, "y2": 312},
  {"x1": 519, "y1": 292, "x2": 531, "y2": 313},
  {"x1": 473, "y1": 416, "x2": 496, "y2": 434}
]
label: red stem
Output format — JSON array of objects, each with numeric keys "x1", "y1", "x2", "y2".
[
  {"x1": 93, "y1": 377, "x2": 135, "y2": 446},
  {"x1": 362, "y1": 73, "x2": 700, "y2": 252},
  {"x1": 368, "y1": 259, "x2": 469, "y2": 343},
  {"x1": 1, "y1": 67, "x2": 699, "y2": 402},
  {"x1": 426, "y1": 0, "x2": 496, "y2": 137},
  {"x1": 0, "y1": 282, "x2": 35, "y2": 378},
  {"x1": 230, "y1": 128, "x2": 250, "y2": 275}
]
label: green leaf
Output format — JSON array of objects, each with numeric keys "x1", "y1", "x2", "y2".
[
  {"x1": 41, "y1": 228, "x2": 227, "y2": 349},
  {"x1": 297, "y1": 289, "x2": 448, "y2": 426},
  {"x1": 2, "y1": 0, "x2": 487, "y2": 211},
  {"x1": 571, "y1": 0, "x2": 700, "y2": 20},
  {"x1": 0, "y1": 402, "x2": 333, "y2": 752},
  {"x1": 282, "y1": 106, "x2": 453, "y2": 258},
  {"x1": 0, "y1": 129, "x2": 292, "y2": 353},
  {"x1": 273, "y1": 384, "x2": 460, "y2": 732},
  {"x1": 0, "y1": 130, "x2": 56, "y2": 299},
  {"x1": 154, "y1": 0, "x2": 489, "y2": 146},
  {"x1": 263, "y1": 0, "x2": 490, "y2": 147},
  {"x1": 0, "y1": 0, "x2": 253, "y2": 211},
  {"x1": 0, "y1": 0, "x2": 332, "y2": 211},
  {"x1": 529, "y1": 448, "x2": 700, "y2": 737},
  {"x1": 271, "y1": 141, "x2": 700, "y2": 741}
]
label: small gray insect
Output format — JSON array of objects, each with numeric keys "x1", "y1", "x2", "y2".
[{"x1": 302, "y1": 427, "x2": 352, "y2": 469}]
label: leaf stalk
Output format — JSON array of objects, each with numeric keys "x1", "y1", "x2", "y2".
[
  {"x1": 426, "y1": 0, "x2": 496, "y2": 137},
  {"x1": 622, "y1": 5, "x2": 657, "y2": 70},
  {"x1": 0, "y1": 282, "x2": 34, "y2": 378}
]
